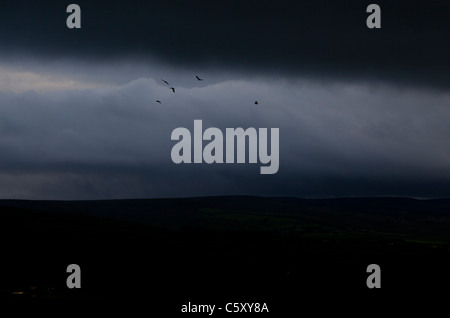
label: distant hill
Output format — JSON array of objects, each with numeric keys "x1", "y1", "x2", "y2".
[{"x1": 0, "y1": 196, "x2": 449, "y2": 239}]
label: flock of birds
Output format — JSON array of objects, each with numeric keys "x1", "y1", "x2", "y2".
[{"x1": 155, "y1": 75, "x2": 259, "y2": 105}]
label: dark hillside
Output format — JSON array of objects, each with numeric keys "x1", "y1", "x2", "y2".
[{"x1": 0, "y1": 196, "x2": 448, "y2": 315}]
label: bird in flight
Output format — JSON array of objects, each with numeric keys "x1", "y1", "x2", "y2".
[
  {"x1": 254, "y1": 101, "x2": 259, "y2": 105},
  {"x1": 195, "y1": 75, "x2": 203, "y2": 81},
  {"x1": 156, "y1": 100, "x2": 162, "y2": 104},
  {"x1": 161, "y1": 79, "x2": 170, "y2": 85},
  {"x1": 170, "y1": 87, "x2": 176, "y2": 93}
]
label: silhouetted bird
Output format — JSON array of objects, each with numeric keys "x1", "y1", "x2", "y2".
[
  {"x1": 156, "y1": 100, "x2": 162, "y2": 104},
  {"x1": 195, "y1": 75, "x2": 203, "y2": 81},
  {"x1": 162, "y1": 79, "x2": 169, "y2": 85},
  {"x1": 170, "y1": 87, "x2": 175, "y2": 93},
  {"x1": 254, "y1": 101, "x2": 259, "y2": 105}
]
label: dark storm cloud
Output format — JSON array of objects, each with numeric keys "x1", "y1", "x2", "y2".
[
  {"x1": 0, "y1": 1, "x2": 448, "y2": 199},
  {"x1": 0, "y1": 72, "x2": 449, "y2": 199},
  {"x1": 0, "y1": 0, "x2": 448, "y2": 87}
]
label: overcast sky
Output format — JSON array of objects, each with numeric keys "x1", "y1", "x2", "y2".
[{"x1": 0, "y1": 0, "x2": 448, "y2": 199}]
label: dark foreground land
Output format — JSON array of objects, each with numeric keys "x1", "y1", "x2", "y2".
[{"x1": 0, "y1": 196, "x2": 449, "y2": 315}]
